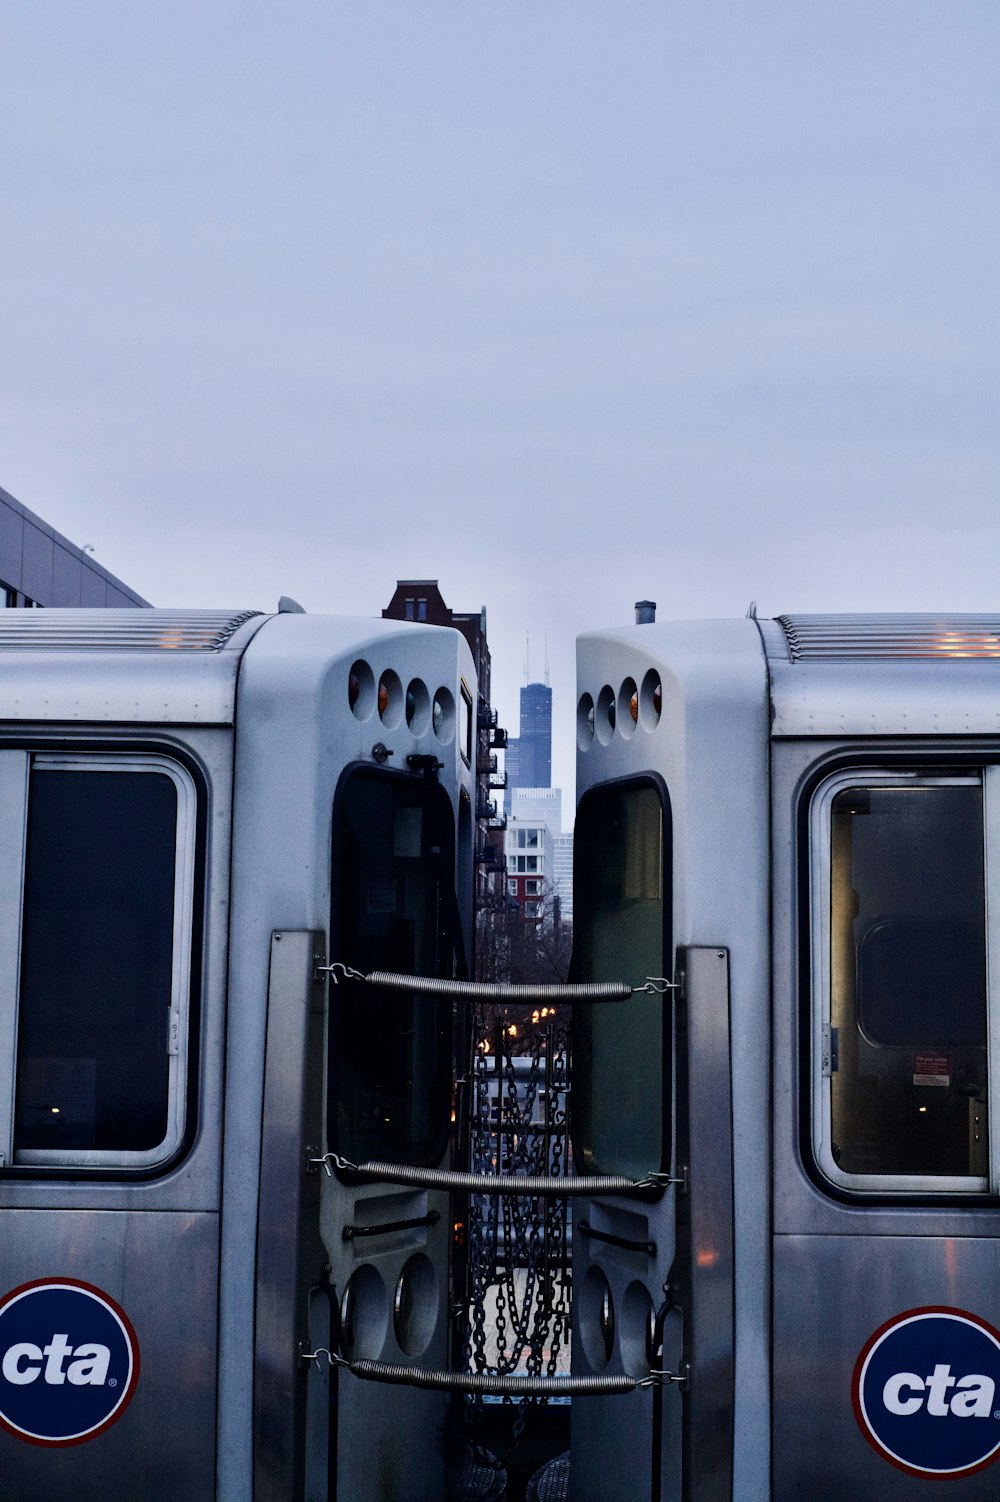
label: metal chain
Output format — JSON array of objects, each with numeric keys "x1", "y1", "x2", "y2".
[{"x1": 458, "y1": 1002, "x2": 576, "y2": 1474}]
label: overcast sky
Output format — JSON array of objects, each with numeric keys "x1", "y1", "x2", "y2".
[{"x1": 2, "y1": 3, "x2": 998, "y2": 805}]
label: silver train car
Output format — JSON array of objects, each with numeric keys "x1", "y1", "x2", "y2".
[
  {"x1": 0, "y1": 606, "x2": 478, "y2": 1500},
  {"x1": 7, "y1": 602, "x2": 1000, "y2": 1501},
  {"x1": 570, "y1": 610, "x2": 1000, "y2": 1501}
]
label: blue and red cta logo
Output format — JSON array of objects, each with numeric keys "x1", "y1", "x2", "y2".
[
  {"x1": 853, "y1": 1307, "x2": 1000, "y2": 1479},
  {"x1": 0, "y1": 1279, "x2": 139, "y2": 1446}
]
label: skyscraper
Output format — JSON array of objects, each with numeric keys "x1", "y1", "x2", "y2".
[{"x1": 515, "y1": 681, "x2": 552, "y2": 789}]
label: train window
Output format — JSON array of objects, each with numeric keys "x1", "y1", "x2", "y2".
[
  {"x1": 0, "y1": 753, "x2": 196, "y2": 1170},
  {"x1": 811, "y1": 771, "x2": 993, "y2": 1193},
  {"x1": 331, "y1": 769, "x2": 455, "y2": 1167},
  {"x1": 573, "y1": 779, "x2": 669, "y2": 1178},
  {"x1": 460, "y1": 679, "x2": 474, "y2": 767}
]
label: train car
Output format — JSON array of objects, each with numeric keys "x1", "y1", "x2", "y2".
[
  {"x1": 0, "y1": 605, "x2": 478, "y2": 1501},
  {"x1": 568, "y1": 608, "x2": 1000, "y2": 1501}
]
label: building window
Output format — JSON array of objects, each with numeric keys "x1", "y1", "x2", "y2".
[
  {"x1": 525, "y1": 880, "x2": 540, "y2": 895},
  {"x1": 810, "y1": 769, "x2": 992, "y2": 1194},
  {"x1": 417, "y1": 598, "x2": 427, "y2": 621},
  {"x1": 404, "y1": 598, "x2": 415, "y2": 620},
  {"x1": 525, "y1": 901, "x2": 542, "y2": 919},
  {"x1": 0, "y1": 583, "x2": 13, "y2": 608},
  {"x1": 526, "y1": 856, "x2": 538, "y2": 872},
  {"x1": 507, "y1": 879, "x2": 518, "y2": 896},
  {"x1": 0, "y1": 753, "x2": 197, "y2": 1170}
]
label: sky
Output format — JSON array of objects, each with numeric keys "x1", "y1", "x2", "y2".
[{"x1": 2, "y1": 2, "x2": 998, "y2": 805}]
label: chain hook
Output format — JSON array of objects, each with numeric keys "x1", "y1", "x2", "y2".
[
  {"x1": 640, "y1": 976, "x2": 678, "y2": 995},
  {"x1": 316, "y1": 962, "x2": 364, "y2": 985}
]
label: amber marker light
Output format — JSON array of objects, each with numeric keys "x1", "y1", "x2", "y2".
[
  {"x1": 630, "y1": 691, "x2": 639, "y2": 723},
  {"x1": 378, "y1": 677, "x2": 390, "y2": 717}
]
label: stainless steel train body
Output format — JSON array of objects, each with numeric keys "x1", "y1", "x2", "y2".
[
  {"x1": 0, "y1": 607, "x2": 477, "y2": 1500},
  {"x1": 570, "y1": 612, "x2": 1000, "y2": 1500}
]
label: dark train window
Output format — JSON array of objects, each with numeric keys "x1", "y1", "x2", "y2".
[
  {"x1": 460, "y1": 679, "x2": 474, "y2": 767},
  {"x1": 0, "y1": 754, "x2": 196, "y2": 1170},
  {"x1": 573, "y1": 780, "x2": 668, "y2": 1178},
  {"x1": 331, "y1": 769, "x2": 456, "y2": 1166},
  {"x1": 812, "y1": 774, "x2": 989, "y2": 1190}
]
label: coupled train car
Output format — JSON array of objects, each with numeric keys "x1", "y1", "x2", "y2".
[
  {"x1": 0, "y1": 605, "x2": 478, "y2": 1501},
  {"x1": 3, "y1": 603, "x2": 1000, "y2": 1502},
  {"x1": 569, "y1": 609, "x2": 1000, "y2": 1502}
]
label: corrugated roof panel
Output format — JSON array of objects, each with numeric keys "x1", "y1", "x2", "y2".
[
  {"x1": 776, "y1": 614, "x2": 1000, "y2": 662},
  {"x1": 0, "y1": 608, "x2": 263, "y2": 651}
]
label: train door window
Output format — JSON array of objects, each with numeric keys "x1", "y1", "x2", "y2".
[
  {"x1": 331, "y1": 769, "x2": 455, "y2": 1166},
  {"x1": 0, "y1": 753, "x2": 196, "y2": 1170},
  {"x1": 810, "y1": 770, "x2": 995, "y2": 1193},
  {"x1": 573, "y1": 779, "x2": 669, "y2": 1178}
]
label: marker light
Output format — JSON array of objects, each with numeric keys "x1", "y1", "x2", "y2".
[
  {"x1": 630, "y1": 691, "x2": 639, "y2": 723},
  {"x1": 378, "y1": 677, "x2": 390, "y2": 718}
]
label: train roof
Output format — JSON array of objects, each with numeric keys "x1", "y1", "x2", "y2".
[
  {"x1": 764, "y1": 613, "x2": 1000, "y2": 663},
  {"x1": 0, "y1": 607, "x2": 473, "y2": 727},
  {"x1": 761, "y1": 613, "x2": 1000, "y2": 737},
  {"x1": 0, "y1": 607, "x2": 269, "y2": 724},
  {"x1": 0, "y1": 607, "x2": 264, "y2": 654},
  {"x1": 580, "y1": 612, "x2": 1000, "y2": 743}
]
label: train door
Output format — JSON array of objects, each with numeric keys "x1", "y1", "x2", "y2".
[
  {"x1": 569, "y1": 774, "x2": 735, "y2": 1502},
  {"x1": 321, "y1": 763, "x2": 462, "y2": 1501},
  {"x1": 570, "y1": 777, "x2": 674, "y2": 1500},
  {"x1": 772, "y1": 750, "x2": 1000, "y2": 1499}
]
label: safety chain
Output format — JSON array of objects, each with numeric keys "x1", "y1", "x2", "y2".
[{"x1": 458, "y1": 1007, "x2": 578, "y2": 1468}]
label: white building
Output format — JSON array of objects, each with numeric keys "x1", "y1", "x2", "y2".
[{"x1": 505, "y1": 787, "x2": 572, "y2": 926}]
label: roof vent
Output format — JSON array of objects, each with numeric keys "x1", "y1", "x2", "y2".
[
  {"x1": 777, "y1": 614, "x2": 1000, "y2": 662},
  {"x1": 635, "y1": 600, "x2": 656, "y2": 625}
]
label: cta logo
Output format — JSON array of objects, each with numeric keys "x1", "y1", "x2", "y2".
[
  {"x1": 0, "y1": 1279, "x2": 139, "y2": 1446},
  {"x1": 853, "y1": 1307, "x2": 1000, "y2": 1479}
]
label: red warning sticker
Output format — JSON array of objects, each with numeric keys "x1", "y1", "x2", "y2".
[{"x1": 913, "y1": 1053, "x2": 950, "y2": 1087}]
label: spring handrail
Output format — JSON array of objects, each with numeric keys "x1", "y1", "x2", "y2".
[
  {"x1": 307, "y1": 1152, "x2": 681, "y2": 1196},
  {"x1": 299, "y1": 1349, "x2": 688, "y2": 1395},
  {"x1": 319, "y1": 964, "x2": 675, "y2": 1003}
]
